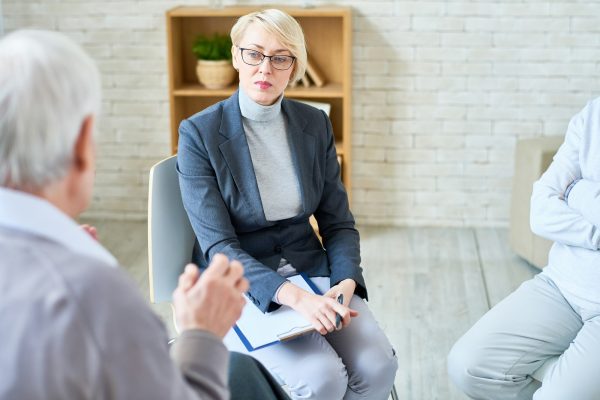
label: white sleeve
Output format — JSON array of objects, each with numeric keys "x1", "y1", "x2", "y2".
[
  {"x1": 529, "y1": 102, "x2": 600, "y2": 250},
  {"x1": 566, "y1": 178, "x2": 600, "y2": 226}
]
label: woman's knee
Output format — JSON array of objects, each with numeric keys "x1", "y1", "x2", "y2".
[
  {"x1": 286, "y1": 353, "x2": 348, "y2": 400},
  {"x1": 345, "y1": 347, "x2": 398, "y2": 399},
  {"x1": 367, "y1": 349, "x2": 399, "y2": 386}
]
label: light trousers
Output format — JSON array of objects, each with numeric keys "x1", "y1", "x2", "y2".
[
  {"x1": 448, "y1": 273, "x2": 600, "y2": 400},
  {"x1": 225, "y1": 277, "x2": 398, "y2": 400}
]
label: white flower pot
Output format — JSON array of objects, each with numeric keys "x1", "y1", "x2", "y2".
[{"x1": 195, "y1": 59, "x2": 236, "y2": 89}]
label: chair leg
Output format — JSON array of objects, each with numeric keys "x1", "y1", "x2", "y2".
[{"x1": 390, "y1": 383, "x2": 399, "y2": 400}]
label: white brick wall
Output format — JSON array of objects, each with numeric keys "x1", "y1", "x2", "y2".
[
  {"x1": 350, "y1": 0, "x2": 600, "y2": 227},
  {"x1": 4, "y1": 0, "x2": 600, "y2": 226}
]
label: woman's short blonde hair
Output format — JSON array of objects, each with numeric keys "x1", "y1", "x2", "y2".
[{"x1": 230, "y1": 9, "x2": 307, "y2": 84}]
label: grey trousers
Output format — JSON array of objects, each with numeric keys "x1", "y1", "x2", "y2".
[
  {"x1": 447, "y1": 273, "x2": 600, "y2": 400},
  {"x1": 225, "y1": 277, "x2": 398, "y2": 400}
]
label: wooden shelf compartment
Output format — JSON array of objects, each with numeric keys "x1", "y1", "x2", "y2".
[
  {"x1": 166, "y1": 5, "x2": 353, "y2": 194},
  {"x1": 173, "y1": 82, "x2": 344, "y2": 98},
  {"x1": 168, "y1": 14, "x2": 346, "y2": 91},
  {"x1": 170, "y1": 96, "x2": 346, "y2": 154}
]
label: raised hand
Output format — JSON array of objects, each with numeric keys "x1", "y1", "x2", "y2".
[{"x1": 172, "y1": 254, "x2": 249, "y2": 338}]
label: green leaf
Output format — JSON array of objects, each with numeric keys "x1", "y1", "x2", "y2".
[{"x1": 192, "y1": 33, "x2": 232, "y2": 60}]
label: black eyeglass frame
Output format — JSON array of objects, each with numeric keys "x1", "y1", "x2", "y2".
[{"x1": 237, "y1": 47, "x2": 296, "y2": 70}]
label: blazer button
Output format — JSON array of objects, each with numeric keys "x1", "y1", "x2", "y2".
[{"x1": 274, "y1": 245, "x2": 282, "y2": 253}]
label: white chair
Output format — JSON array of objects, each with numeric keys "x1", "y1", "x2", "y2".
[
  {"x1": 531, "y1": 355, "x2": 559, "y2": 382},
  {"x1": 509, "y1": 136, "x2": 563, "y2": 268},
  {"x1": 148, "y1": 155, "x2": 195, "y2": 304}
]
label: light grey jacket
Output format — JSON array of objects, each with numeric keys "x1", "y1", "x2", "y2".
[{"x1": 0, "y1": 188, "x2": 229, "y2": 400}]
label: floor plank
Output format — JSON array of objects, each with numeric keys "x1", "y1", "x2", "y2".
[
  {"x1": 474, "y1": 228, "x2": 538, "y2": 307},
  {"x1": 361, "y1": 227, "x2": 488, "y2": 400}
]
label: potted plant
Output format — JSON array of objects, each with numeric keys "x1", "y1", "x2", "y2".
[{"x1": 192, "y1": 33, "x2": 236, "y2": 89}]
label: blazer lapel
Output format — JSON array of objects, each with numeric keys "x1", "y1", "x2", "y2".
[
  {"x1": 218, "y1": 91, "x2": 266, "y2": 225},
  {"x1": 283, "y1": 99, "x2": 315, "y2": 216}
]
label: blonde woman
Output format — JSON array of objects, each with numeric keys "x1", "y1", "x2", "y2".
[{"x1": 177, "y1": 9, "x2": 398, "y2": 400}]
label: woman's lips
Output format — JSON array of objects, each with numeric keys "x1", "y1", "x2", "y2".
[{"x1": 256, "y1": 81, "x2": 272, "y2": 89}]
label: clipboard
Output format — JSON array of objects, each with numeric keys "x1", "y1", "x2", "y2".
[{"x1": 233, "y1": 274, "x2": 322, "y2": 352}]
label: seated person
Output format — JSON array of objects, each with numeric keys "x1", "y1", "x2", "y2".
[
  {"x1": 448, "y1": 97, "x2": 600, "y2": 400},
  {"x1": 177, "y1": 9, "x2": 398, "y2": 400},
  {"x1": 0, "y1": 29, "x2": 288, "y2": 400}
]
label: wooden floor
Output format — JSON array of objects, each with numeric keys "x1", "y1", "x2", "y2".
[{"x1": 83, "y1": 219, "x2": 539, "y2": 400}]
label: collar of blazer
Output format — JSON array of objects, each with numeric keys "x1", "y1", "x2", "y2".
[{"x1": 217, "y1": 90, "x2": 317, "y2": 224}]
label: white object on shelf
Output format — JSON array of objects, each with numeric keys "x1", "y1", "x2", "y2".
[{"x1": 295, "y1": 99, "x2": 331, "y2": 116}]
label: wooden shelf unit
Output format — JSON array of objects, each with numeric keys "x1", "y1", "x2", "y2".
[{"x1": 166, "y1": 6, "x2": 353, "y2": 191}]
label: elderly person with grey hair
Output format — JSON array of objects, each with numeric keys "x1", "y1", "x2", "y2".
[
  {"x1": 0, "y1": 29, "x2": 291, "y2": 400},
  {"x1": 177, "y1": 9, "x2": 398, "y2": 400}
]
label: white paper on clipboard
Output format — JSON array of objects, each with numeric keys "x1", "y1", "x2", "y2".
[{"x1": 233, "y1": 274, "x2": 320, "y2": 351}]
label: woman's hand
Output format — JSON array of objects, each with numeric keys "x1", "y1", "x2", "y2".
[
  {"x1": 277, "y1": 281, "x2": 359, "y2": 335},
  {"x1": 324, "y1": 279, "x2": 358, "y2": 327},
  {"x1": 324, "y1": 278, "x2": 356, "y2": 307}
]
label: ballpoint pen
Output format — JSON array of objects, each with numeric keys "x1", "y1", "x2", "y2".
[{"x1": 335, "y1": 294, "x2": 344, "y2": 329}]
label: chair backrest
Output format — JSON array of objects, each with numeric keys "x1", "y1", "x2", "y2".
[
  {"x1": 509, "y1": 136, "x2": 563, "y2": 268},
  {"x1": 148, "y1": 155, "x2": 196, "y2": 303}
]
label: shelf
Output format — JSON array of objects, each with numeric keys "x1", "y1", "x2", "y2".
[
  {"x1": 173, "y1": 84, "x2": 235, "y2": 97},
  {"x1": 168, "y1": 6, "x2": 351, "y2": 18},
  {"x1": 287, "y1": 83, "x2": 343, "y2": 98},
  {"x1": 173, "y1": 82, "x2": 344, "y2": 98}
]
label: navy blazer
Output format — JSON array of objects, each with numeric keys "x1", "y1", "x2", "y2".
[{"x1": 177, "y1": 91, "x2": 367, "y2": 312}]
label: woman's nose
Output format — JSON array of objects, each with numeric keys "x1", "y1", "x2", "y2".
[{"x1": 258, "y1": 58, "x2": 273, "y2": 74}]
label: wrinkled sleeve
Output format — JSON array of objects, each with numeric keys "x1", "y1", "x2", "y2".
[
  {"x1": 177, "y1": 118, "x2": 286, "y2": 312},
  {"x1": 565, "y1": 178, "x2": 600, "y2": 229},
  {"x1": 530, "y1": 103, "x2": 600, "y2": 250},
  {"x1": 77, "y1": 267, "x2": 229, "y2": 400}
]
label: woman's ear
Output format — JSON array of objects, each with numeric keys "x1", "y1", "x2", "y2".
[{"x1": 231, "y1": 46, "x2": 239, "y2": 70}]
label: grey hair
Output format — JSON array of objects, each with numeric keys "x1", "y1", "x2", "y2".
[{"x1": 0, "y1": 29, "x2": 101, "y2": 190}]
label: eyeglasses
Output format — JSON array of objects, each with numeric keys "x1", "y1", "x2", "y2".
[{"x1": 237, "y1": 47, "x2": 296, "y2": 70}]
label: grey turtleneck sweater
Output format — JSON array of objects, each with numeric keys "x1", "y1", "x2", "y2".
[{"x1": 239, "y1": 88, "x2": 302, "y2": 222}]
